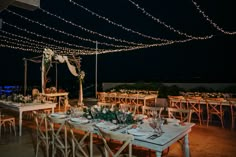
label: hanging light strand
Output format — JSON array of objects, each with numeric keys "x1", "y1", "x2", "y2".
[
  {"x1": 68, "y1": 38, "x2": 194, "y2": 56},
  {"x1": 0, "y1": 34, "x2": 78, "y2": 53},
  {"x1": 68, "y1": 0, "x2": 175, "y2": 42},
  {"x1": 0, "y1": 44, "x2": 42, "y2": 53},
  {"x1": 0, "y1": 38, "x2": 83, "y2": 55},
  {"x1": 5, "y1": 9, "x2": 133, "y2": 48},
  {"x1": 39, "y1": 8, "x2": 147, "y2": 46},
  {"x1": 99, "y1": 38, "x2": 194, "y2": 55},
  {"x1": 0, "y1": 42, "x2": 42, "y2": 53},
  {"x1": 127, "y1": 0, "x2": 214, "y2": 40},
  {"x1": 0, "y1": 38, "x2": 44, "y2": 51},
  {"x1": 2, "y1": 21, "x2": 98, "y2": 51},
  {"x1": 192, "y1": 0, "x2": 236, "y2": 35},
  {"x1": 0, "y1": 30, "x2": 101, "y2": 53}
]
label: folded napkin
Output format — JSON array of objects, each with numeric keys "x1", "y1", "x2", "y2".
[{"x1": 96, "y1": 122, "x2": 118, "y2": 130}]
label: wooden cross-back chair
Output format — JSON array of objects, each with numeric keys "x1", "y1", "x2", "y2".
[
  {"x1": 48, "y1": 116, "x2": 71, "y2": 157},
  {"x1": 227, "y1": 98, "x2": 236, "y2": 130},
  {"x1": 67, "y1": 122, "x2": 102, "y2": 157},
  {"x1": 142, "y1": 106, "x2": 164, "y2": 118},
  {"x1": 205, "y1": 98, "x2": 225, "y2": 128},
  {"x1": 32, "y1": 111, "x2": 50, "y2": 157},
  {"x1": 185, "y1": 96, "x2": 203, "y2": 125},
  {"x1": 168, "y1": 96, "x2": 185, "y2": 109},
  {"x1": 95, "y1": 126, "x2": 135, "y2": 157},
  {"x1": 0, "y1": 109, "x2": 16, "y2": 136},
  {"x1": 167, "y1": 107, "x2": 193, "y2": 123},
  {"x1": 119, "y1": 103, "x2": 137, "y2": 116}
]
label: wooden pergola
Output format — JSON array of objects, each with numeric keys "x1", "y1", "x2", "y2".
[{"x1": 22, "y1": 55, "x2": 59, "y2": 96}]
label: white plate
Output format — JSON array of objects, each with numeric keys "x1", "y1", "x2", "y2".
[
  {"x1": 96, "y1": 122, "x2": 118, "y2": 130},
  {"x1": 50, "y1": 113, "x2": 67, "y2": 118},
  {"x1": 128, "y1": 129, "x2": 147, "y2": 136},
  {"x1": 70, "y1": 117, "x2": 89, "y2": 124},
  {"x1": 166, "y1": 118, "x2": 180, "y2": 123},
  {"x1": 134, "y1": 114, "x2": 148, "y2": 120}
]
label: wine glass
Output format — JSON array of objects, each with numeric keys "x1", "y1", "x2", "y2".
[
  {"x1": 149, "y1": 118, "x2": 164, "y2": 136},
  {"x1": 117, "y1": 112, "x2": 127, "y2": 127},
  {"x1": 120, "y1": 112, "x2": 127, "y2": 126}
]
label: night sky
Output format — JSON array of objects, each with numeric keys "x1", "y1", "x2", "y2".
[{"x1": 0, "y1": 0, "x2": 236, "y2": 87}]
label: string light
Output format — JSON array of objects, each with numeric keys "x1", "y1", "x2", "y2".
[
  {"x1": 68, "y1": 0, "x2": 174, "y2": 42},
  {"x1": 38, "y1": 8, "x2": 147, "y2": 46},
  {"x1": 99, "y1": 38, "x2": 194, "y2": 55},
  {"x1": 192, "y1": 0, "x2": 236, "y2": 35},
  {"x1": 0, "y1": 38, "x2": 43, "y2": 51},
  {"x1": 2, "y1": 21, "x2": 98, "y2": 51},
  {"x1": 1, "y1": 1, "x2": 220, "y2": 55},
  {"x1": 1, "y1": 31, "x2": 196, "y2": 56},
  {"x1": 0, "y1": 38, "x2": 97, "y2": 55},
  {"x1": 1, "y1": 34, "x2": 74, "y2": 54},
  {"x1": 0, "y1": 44, "x2": 42, "y2": 53},
  {"x1": 2, "y1": 20, "x2": 202, "y2": 56},
  {"x1": 0, "y1": 30, "x2": 100, "y2": 54},
  {"x1": 5, "y1": 9, "x2": 133, "y2": 48},
  {"x1": 127, "y1": 0, "x2": 214, "y2": 39}
]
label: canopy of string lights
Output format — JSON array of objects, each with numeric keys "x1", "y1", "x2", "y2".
[
  {"x1": 0, "y1": 0, "x2": 236, "y2": 84},
  {"x1": 0, "y1": 0, "x2": 235, "y2": 56}
]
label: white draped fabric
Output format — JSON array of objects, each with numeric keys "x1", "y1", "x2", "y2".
[{"x1": 54, "y1": 55, "x2": 79, "y2": 77}]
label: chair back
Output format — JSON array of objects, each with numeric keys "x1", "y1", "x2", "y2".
[
  {"x1": 96, "y1": 126, "x2": 134, "y2": 157},
  {"x1": 48, "y1": 115, "x2": 70, "y2": 157},
  {"x1": 32, "y1": 111, "x2": 50, "y2": 157},
  {"x1": 228, "y1": 98, "x2": 236, "y2": 129},
  {"x1": 167, "y1": 107, "x2": 193, "y2": 123},
  {"x1": 67, "y1": 122, "x2": 94, "y2": 157},
  {"x1": 97, "y1": 102, "x2": 114, "y2": 109},
  {"x1": 142, "y1": 106, "x2": 164, "y2": 118},
  {"x1": 97, "y1": 92, "x2": 108, "y2": 103},
  {"x1": 119, "y1": 103, "x2": 137, "y2": 116},
  {"x1": 168, "y1": 95, "x2": 185, "y2": 108}
]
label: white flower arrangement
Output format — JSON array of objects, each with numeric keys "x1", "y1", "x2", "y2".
[
  {"x1": 79, "y1": 70, "x2": 85, "y2": 81},
  {"x1": 43, "y1": 48, "x2": 54, "y2": 63}
]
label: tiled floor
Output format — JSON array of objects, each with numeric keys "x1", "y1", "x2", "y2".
[{"x1": 0, "y1": 120, "x2": 236, "y2": 157}]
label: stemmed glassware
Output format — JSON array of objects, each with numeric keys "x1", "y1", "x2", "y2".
[
  {"x1": 148, "y1": 116, "x2": 164, "y2": 136},
  {"x1": 116, "y1": 111, "x2": 127, "y2": 127}
]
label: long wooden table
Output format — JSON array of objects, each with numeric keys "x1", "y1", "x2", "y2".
[
  {"x1": 49, "y1": 112, "x2": 194, "y2": 157},
  {"x1": 97, "y1": 92, "x2": 157, "y2": 111},
  {"x1": 130, "y1": 123, "x2": 195, "y2": 157},
  {"x1": 0, "y1": 100, "x2": 56, "y2": 136}
]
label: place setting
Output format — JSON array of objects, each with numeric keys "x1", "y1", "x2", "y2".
[{"x1": 49, "y1": 112, "x2": 68, "y2": 119}]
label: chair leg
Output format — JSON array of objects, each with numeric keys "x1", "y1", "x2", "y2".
[
  {"x1": 35, "y1": 142, "x2": 40, "y2": 157},
  {"x1": 12, "y1": 120, "x2": 16, "y2": 136},
  {"x1": 232, "y1": 117, "x2": 235, "y2": 130},
  {"x1": 220, "y1": 115, "x2": 224, "y2": 128}
]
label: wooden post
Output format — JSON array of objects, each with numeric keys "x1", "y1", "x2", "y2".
[{"x1": 78, "y1": 79, "x2": 83, "y2": 106}]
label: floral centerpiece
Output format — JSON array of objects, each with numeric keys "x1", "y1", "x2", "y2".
[
  {"x1": 3, "y1": 94, "x2": 33, "y2": 103},
  {"x1": 83, "y1": 105, "x2": 134, "y2": 124}
]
